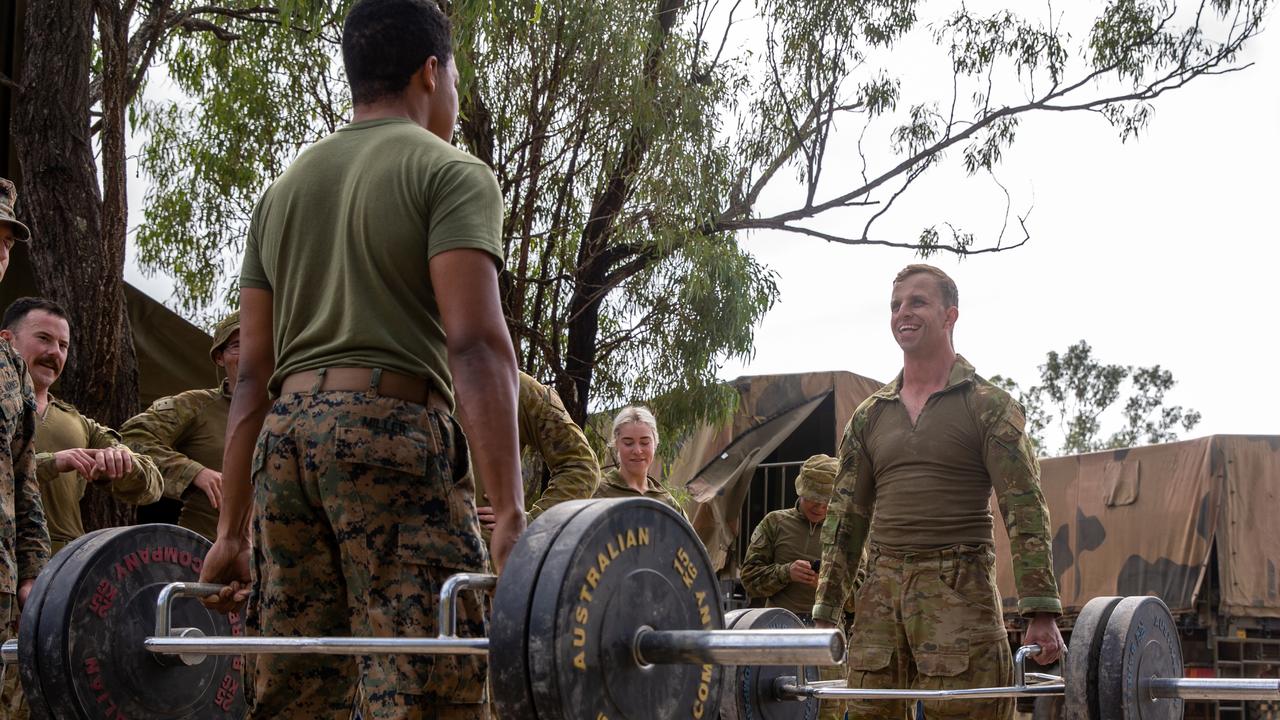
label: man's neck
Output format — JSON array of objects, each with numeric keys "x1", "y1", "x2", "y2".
[
  {"x1": 34, "y1": 386, "x2": 51, "y2": 415},
  {"x1": 351, "y1": 99, "x2": 420, "y2": 126},
  {"x1": 901, "y1": 349, "x2": 956, "y2": 395}
]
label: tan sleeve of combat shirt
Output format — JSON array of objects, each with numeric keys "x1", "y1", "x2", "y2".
[
  {"x1": 76, "y1": 406, "x2": 164, "y2": 505},
  {"x1": 121, "y1": 391, "x2": 215, "y2": 501},
  {"x1": 516, "y1": 373, "x2": 600, "y2": 520},
  {"x1": 740, "y1": 512, "x2": 790, "y2": 599},
  {"x1": 813, "y1": 406, "x2": 878, "y2": 624},
  {"x1": 976, "y1": 383, "x2": 1062, "y2": 616}
]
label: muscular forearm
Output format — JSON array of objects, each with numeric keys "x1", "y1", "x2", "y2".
[
  {"x1": 450, "y1": 341, "x2": 522, "y2": 519},
  {"x1": 218, "y1": 374, "x2": 270, "y2": 542}
]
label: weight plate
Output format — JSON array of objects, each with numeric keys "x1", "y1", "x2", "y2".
[
  {"x1": 527, "y1": 497, "x2": 724, "y2": 720},
  {"x1": 18, "y1": 528, "x2": 113, "y2": 719},
  {"x1": 1098, "y1": 595, "x2": 1183, "y2": 720},
  {"x1": 1064, "y1": 595, "x2": 1123, "y2": 720},
  {"x1": 719, "y1": 608, "x2": 819, "y2": 720},
  {"x1": 36, "y1": 524, "x2": 246, "y2": 719},
  {"x1": 490, "y1": 499, "x2": 598, "y2": 719}
]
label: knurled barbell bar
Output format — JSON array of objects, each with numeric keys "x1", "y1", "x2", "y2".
[
  {"x1": 753, "y1": 594, "x2": 1280, "y2": 720},
  {"x1": 0, "y1": 498, "x2": 845, "y2": 720}
]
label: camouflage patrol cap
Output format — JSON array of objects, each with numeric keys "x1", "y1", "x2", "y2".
[
  {"x1": 0, "y1": 178, "x2": 32, "y2": 242},
  {"x1": 209, "y1": 311, "x2": 240, "y2": 362},
  {"x1": 794, "y1": 454, "x2": 838, "y2": 502}
]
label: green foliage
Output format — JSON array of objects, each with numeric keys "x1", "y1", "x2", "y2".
[
  {"x1": 129, "y1": 0, "x2": 1266, "y2": 429},
  {"x1": 994, "y1": 340, "x2": 1201, "y2": 456}
]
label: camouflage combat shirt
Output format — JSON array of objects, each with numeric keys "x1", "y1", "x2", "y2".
[
  {"x1": 121, "y1": 387, "x2": 228, "y2": 541},
  {"x1": 0, "y1": 340, "x2": 50, "y2": 593},
  {"x1": 593, "y1": 468, "x2": 685, "y2": 518},
  {"x1": 36, "y1": 396, "x2": 163, "y2": 552},
  {"x1": 476, "y1": 372, "x2": 599, "y2": 520},
  {"x1": 742, "y1": 504, "x2": 863, "y2": 617},
  {"x1": 813, "y1": 355, "x2": 1061, "y2": 623},
  {"x1": 741, "y1": 505, "x2": 825, "y2": 615}
]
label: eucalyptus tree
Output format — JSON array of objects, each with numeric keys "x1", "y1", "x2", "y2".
[{"x1": 126, "y1": 0, "x2": 1266, "y2": 439}]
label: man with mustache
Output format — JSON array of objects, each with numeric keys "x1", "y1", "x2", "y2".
[
  {"x1": 0, "y1": 180, "x2": 53, "y2": 720},
  {"x1": 0, "y1": 297, "x2": 162, "y2": 556}
]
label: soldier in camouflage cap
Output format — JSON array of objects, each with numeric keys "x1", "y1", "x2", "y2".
[
  {"x1": 742, "y1": 453, "x2": 848, "y2": 719},
  {"x1": 122, "y1": 311, "x2": 240, "y2": 541},
  {"x1": 813, "y1": 265, "x2": 1063, "y2": 720},
  {"x1": 0, "y1": 179, "x2": 50, "y2": 718}
]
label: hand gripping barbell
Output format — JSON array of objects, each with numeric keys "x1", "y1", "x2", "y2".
[{"x1": 0, "y1": 498, "x2": 845, "y2": 719}]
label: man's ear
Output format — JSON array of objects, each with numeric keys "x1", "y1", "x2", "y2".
[
  {"x1": 0, "y1": 329, "x2": 13, "y2": 344},
  {"x1": 945, "y1": 306, "x2": 959, "y2": 328},
  {"x1": 416, "y1": 56, "x2": 440, "y2": 94}
]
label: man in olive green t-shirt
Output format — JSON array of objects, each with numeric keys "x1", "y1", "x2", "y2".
[{"x1": 198, "y1": 2, "x2": 524, "y2": 719}]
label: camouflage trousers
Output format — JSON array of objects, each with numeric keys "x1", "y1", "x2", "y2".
[
  {"x1": 247, "y1": 391, "x2": 490, "y2": 720},
  {"x1": 0, "y1": 592, "x2": 24, "y2": 720},
  {"x1": 844, "y1": 544, "x2": 1012, "y2": 720}
]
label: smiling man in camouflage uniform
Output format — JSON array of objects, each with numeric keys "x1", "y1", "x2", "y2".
[
  {"x1": 0, "y1": 179, "x2": 52, "y2": 699},
  {"x1": 813, "y1": 264, "x2": 1063, "y2": 720},
  {"x1": 741, "y1": 453, "x2": 851, "y2": 720},
  {"x1": 122, "y1": 312, "x2": 241, "y2": 540}
]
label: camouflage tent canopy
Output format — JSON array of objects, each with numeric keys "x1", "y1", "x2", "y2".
[
  {"x1": 662, "y1": 370, "x2": 883, "y2": 573},
  {"x1": 992, "y1": 434, "x2": 1280, "y2": 620}
]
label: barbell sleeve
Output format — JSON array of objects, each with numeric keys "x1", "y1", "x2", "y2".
[
  {"x1": 1, "y1": 639, "x2": 15, "y2": 665},
  {"x1": 1147, "y1": 677, "x2": 1280, "y2": 701},
  {"x1": 633, "y1": 627, "x2": 845, "y2": 666}
]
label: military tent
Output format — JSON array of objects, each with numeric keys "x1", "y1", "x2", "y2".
[
  {"x1": 992, "y1": 434, "x2": 1280, "y2": 620},
  {"x1": 664, "y1": 370, "x2": 884, "y2": 577}
]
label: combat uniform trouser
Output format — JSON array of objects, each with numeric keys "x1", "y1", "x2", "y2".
[
  {"x1": 247, "y1": 389, "x2": 489, "y2": 720},
  {"x1": 0, "y1": 592, "x2": 25, "y2": 720},
  {"x1": 844, "y1": 544, "x2": 1012, "y2": 720}
]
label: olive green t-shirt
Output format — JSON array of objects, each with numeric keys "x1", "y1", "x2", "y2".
[{"x1": 239, "y1": 118, "x2": 505, "y2": 408}]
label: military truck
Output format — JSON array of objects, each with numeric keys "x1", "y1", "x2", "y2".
[{"x1": 993, "y1": 435, "x2": 1280, "y2": 720}]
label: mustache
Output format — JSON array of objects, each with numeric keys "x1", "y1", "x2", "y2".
[{"x1": 34, "y1": 356, "x2": 62, "y2": 371}]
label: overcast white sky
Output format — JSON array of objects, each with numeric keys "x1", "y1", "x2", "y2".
[
  {"x1": 717, "y1": 13, "x2": 1280, "y2": 447},
  {"x1": 124, "y1": 3, "x2": 1279, "y2": 447}
]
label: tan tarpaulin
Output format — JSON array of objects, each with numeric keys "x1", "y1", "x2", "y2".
[
  {"x1": 1215, "y1": 435, "x2": 1280, "y2": 618},
  {"x1": 666, "y1": 371, "x2": 884, "y2": 571},
  {"x1": 992, "y1": 435, "x2": 1279, "y2": 619}
]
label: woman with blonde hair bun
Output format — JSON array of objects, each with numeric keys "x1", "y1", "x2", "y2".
[{"x1": 593, "y1": 405, "x2": 684, "y2": 516}]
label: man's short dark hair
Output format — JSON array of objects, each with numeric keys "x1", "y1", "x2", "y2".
[
  {"x1": 342, "y1": 0, "x2": 453, "y2": 106},
  {"x1": 2, "y1": 296, "x2": 69, "y2": 331}
]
